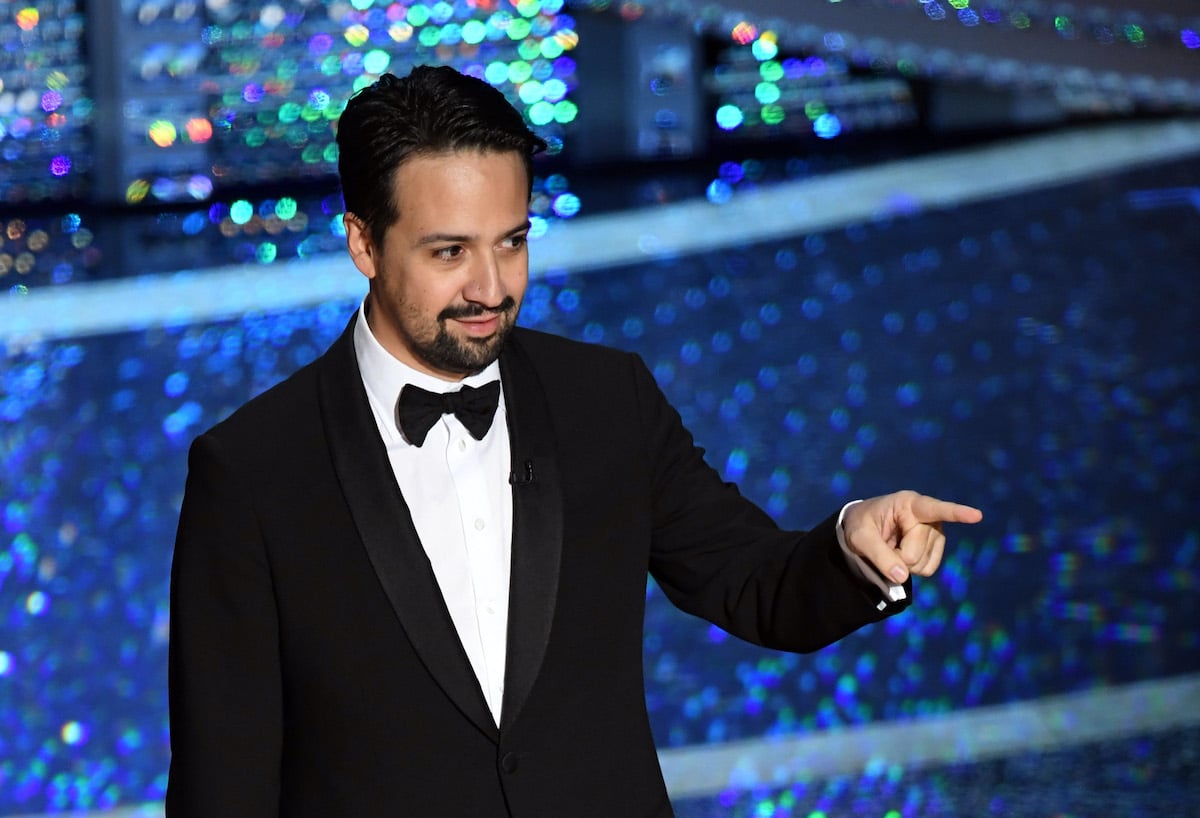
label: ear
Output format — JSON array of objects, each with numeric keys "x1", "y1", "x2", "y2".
[{"x1": 344, "y1": 213, "x2": 378, "y2": 280}]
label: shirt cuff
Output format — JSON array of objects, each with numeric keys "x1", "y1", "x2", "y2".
[{"x1": 836, "y1": 499, "x2": 908, "y2": 609}]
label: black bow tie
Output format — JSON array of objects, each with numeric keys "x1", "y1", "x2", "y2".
[{"x1": 396, "y1": 381, "x2": 501, "y2": 446}]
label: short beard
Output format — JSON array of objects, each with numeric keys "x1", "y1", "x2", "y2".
[{"x1": 416, "y1": 296, "x2": 518, "y2": 376}]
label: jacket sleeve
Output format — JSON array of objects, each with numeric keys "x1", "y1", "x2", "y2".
[
  {"x1": 631, "y1": 352, "x2": 909, "y2": 653},
  {"x1": 167, "y1": 431, "x2": 282, "y2": 816}
]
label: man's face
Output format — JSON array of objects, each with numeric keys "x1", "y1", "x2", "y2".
[{"x1": 345, "y1": 149, "x2": 531, "y2": 381}]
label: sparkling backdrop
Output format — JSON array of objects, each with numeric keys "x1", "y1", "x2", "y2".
[
  {"x1": 2, "y1": 154, "x2": 1198, "y2": 813},
  {"x1": 8, "y1": 0, "x2": 1197, "y2": 288},
  {"x1": 124, "y1": 0, "x2": 580, "y2": 204},
  {"x1": 673, "y1": 726, "x2": 1200, "y2": 817},
  {"x1": 708, "y1": 31, "x2": 918, "y2": 143},
  {"x1": 2, "y1": 0, "x2": 586, "y2": 286},
  {"x1": 828, "y1": 0, "x2": 1199, "y2": 53},
  {"x1": 4, "y1": 0, "x2": 1198, "y2": 211},
  {"x1": 0, "y1": 0, "x2": 91, "y2": 203},
  {"x1": 2, "y1": 0, "x2": 1200, "y2": 814}
]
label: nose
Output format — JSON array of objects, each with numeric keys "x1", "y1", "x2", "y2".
[{"x1": 464, "y1": 250, "x2": 504, "y2": 308}]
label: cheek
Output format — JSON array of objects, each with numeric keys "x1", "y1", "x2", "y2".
[
  {"x1": 502, "y1": 260, "x2": 529, "y2": 298},
  {"x1": 383, "y1": 260, "x2": 442, "y2": 308}
]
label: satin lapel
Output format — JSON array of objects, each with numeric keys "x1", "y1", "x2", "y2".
[
  {"x1": 498, "y1": 332, "x2": 564, "y2": 732},
  {"x1": 316, "y1": 315, "x2": 498, "y2": 742}
]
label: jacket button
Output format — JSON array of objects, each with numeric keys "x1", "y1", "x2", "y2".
[{"x1": 500, "y1": 752, "x2": 520, "y2": 773}]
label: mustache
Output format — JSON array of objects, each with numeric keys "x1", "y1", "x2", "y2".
[{"x1": 438, "y1": 296, "x2": 517, "y2": 322}]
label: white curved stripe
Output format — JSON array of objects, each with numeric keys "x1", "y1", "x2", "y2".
[
  {"x1": 2, "y1": 118, "x2": 1199, "y2": 345},
  {"x1": 6, "y1": 674, "x2": 1198, "y2": 817},
  {"x1": 658, "y1": 672, "x2": 1200, "y2": 798}
]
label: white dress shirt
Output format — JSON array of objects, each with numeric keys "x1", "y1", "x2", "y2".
[
  {"x1": 354, "y1": 302, "x2": 512, "y2": 726},
  {"x1": 351, "y1": 302, "x2": 903, "y2": 726}
]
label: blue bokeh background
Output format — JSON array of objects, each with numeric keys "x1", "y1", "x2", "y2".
[{"x1": 3, "y1": 153, "x2": 1198, "y2": 813}]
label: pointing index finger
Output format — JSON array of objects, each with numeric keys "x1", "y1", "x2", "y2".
[{"x1": 909, "y1": 494, "x2": 983, "y2": 525}]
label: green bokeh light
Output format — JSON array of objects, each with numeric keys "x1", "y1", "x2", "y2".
[
  {"x1": 418, "y1": 26, "x2": 442, "y2": 47},
  {"x1": 553, "y1": 99, "x2": 577, "y2": 124},
  {"x1": 463, "y1": 19, "x2": 487, "y2": 44},
  {"x1": 363, "y1": 49, "x2": 391, "y2": 75},
  {"x1": 485, "y1": 61, "x2": 510, "y2": 85},
  {"x1": 528, "y1": 100, "x2": 554, "y2": 125},
  {"x1": 518, "y1": 39, "x2": 542, "y2": 60},
  {"x1": 407, "y1": 4, "x2": 430, "y2": 26},
  {"x1": 230, "y1": 200, "x2": 253, "y2": 225},
  {"x1": 751, "y1": 38, "x2": 778, "y2": 61},
  {"x1": 759, "y1": 60, "x2": 784, "y2": 82},
  {"x1": 275, "y1": 197, "x2": 298, "y2": 220},
  {"x1": 508, "y1": 18, "x2": 532, "y2": 39},
  {"x1": 518, "y1": 80, "x2": 544, "y2": 104},
  {"x1": 508, "y1": 60, "x2": 533, "y2": 84},
  {"x1": 755, "y1": 82, "x2": 780, "y2": 105},
  {"x1": 761, "y1": 104, "x2": 785, "y2": 125}
]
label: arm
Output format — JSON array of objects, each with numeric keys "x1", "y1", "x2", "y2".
[
  {"x1": 631, "y1": 354, "x2": 904, "y2": 653},
  {"x1": 166, "y1": 432, "x2": 282, "y2": 816}
]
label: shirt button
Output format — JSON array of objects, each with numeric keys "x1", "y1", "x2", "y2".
[
  {"x1": 474, "y1": 518, "x2": 485, "y2": 531},
  {"x1": 500, "y1": 752, "x2": 519, "y2": 773},
  {"x1": 457, "y1": 439, "x2": 467, "y2": 452}
]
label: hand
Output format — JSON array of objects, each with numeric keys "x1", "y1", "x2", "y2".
[{"x1": 842, "y1": 490, "x2": 982, "y2": 584}]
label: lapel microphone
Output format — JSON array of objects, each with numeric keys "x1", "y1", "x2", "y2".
[{"x1": 509, "y1": 460, "x2": 536, "y2": 485}]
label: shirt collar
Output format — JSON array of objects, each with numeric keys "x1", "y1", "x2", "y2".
[{"x1": 353, "y1": 299, "x2": 502, "y2": 404}]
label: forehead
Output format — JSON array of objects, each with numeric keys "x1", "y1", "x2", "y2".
[
  {"x1": 381, "y1": 150, "x2": 530, "y2": 244},
  {"x1": 390, "y1": 149, "x2": 529, "y2": 207}
]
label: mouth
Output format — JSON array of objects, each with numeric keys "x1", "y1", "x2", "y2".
[
  {"x1": 440, "y1": 296, "x2": 517, "y2": 339},
  {"x1": 452, "y1": 313, "x2": 502, "y2": 337}
]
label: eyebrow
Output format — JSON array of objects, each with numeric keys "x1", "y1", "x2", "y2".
[{"x1": 414, "y1": 220, "x2": 531, "y2": 248}]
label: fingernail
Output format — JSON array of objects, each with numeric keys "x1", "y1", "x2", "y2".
[{"x1": 889, "y1": 566, "x2": 908, "y2": 583}]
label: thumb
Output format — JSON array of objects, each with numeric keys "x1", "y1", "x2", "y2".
[{"x1": 846, "y1": 525, "x2": 910, "y2": 585}]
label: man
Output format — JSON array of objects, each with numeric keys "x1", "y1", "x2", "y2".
[{"x1": 167, "y1": 65, "x2": 981, "y2": 816}]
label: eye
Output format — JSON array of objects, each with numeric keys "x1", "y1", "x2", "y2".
[
  {"x1": 433, "y1": 245, "x2": 464, "y2": 261},
  {"x1": 503, "y1": 234, "x2": 528, "y2": 251}
]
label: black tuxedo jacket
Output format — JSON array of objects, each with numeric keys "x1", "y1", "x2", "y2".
[{"x1": 167, "y1": 315, "x2": 909, "y2": 817}]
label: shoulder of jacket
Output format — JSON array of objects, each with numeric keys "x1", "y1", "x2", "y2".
[
  {"x1": 511, "y1": 326, "x2": 635, "y2": 368},
  {"x1": 199, "y1": 350, "x2": 325, "y2": 446}
]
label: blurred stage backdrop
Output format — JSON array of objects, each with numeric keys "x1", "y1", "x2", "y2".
[{"x1": 2, "y1": 0, "x2": 1199, "y2": 815}]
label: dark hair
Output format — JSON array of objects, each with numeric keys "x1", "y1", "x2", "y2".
[{"x1": 336, "y1": 65, "x2": 547, "y2": 246}]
